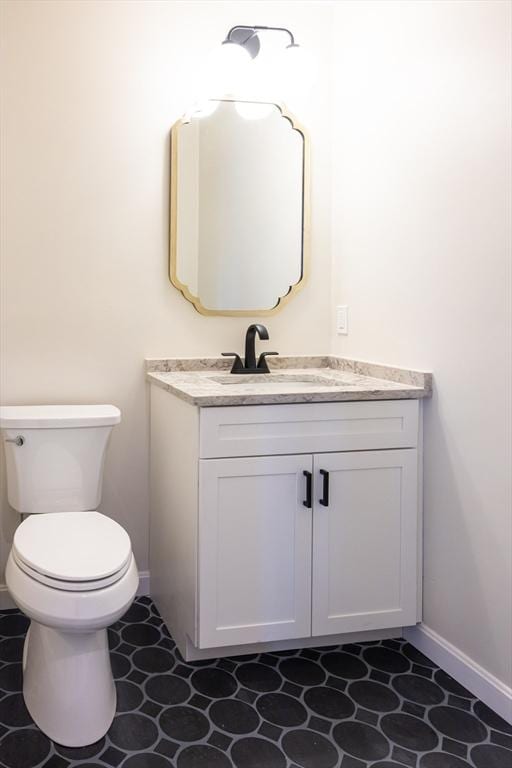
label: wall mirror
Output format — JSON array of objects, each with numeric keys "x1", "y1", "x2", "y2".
[{"x1": 169, "y1": 99, "x2": 309, "y2": 315}]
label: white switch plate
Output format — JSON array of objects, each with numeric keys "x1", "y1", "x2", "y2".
[{"x1": 336, "y1": 305, "x2": 348, "y2": 335}]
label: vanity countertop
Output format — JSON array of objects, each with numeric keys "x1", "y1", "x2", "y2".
[{"x1": 145, "y1": 356, "x2": 432, "y2": 407}]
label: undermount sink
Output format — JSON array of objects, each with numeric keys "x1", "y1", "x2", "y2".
[{"x1": 209, "y1": 373, "x2": 342, "y2": 388}]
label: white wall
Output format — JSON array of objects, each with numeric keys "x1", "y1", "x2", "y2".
[
  {"x1": 331, "y1": 0, "x2": 512, "y2": 688},
  {"x1": 0, "y1": 0, "x2": 333, "y2": 581}
]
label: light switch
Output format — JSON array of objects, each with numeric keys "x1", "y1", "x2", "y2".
[{"x1": 336, "y1": 305, "x2": 348, "y2": 335}]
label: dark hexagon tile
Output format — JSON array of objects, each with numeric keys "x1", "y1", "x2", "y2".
[
  {"x1": 127, "y1": 669, "x2": 146, "y2": 685},
  {"x1": 282, "y1": 681, "x2": 303, "y2": 697},
  {"x1": 412, "y1": 663, "x2": 434, "y2": 678}
]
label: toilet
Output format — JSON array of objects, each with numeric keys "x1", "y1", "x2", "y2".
[{"x1": 0, "y1": 404, "x2": 138, "y2": 747}]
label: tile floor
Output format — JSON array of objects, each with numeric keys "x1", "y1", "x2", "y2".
[{"x1": 0, "y1": 597, "x2": 511, "y2": 768}]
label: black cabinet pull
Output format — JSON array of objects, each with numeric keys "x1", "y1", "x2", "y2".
[
  {"x1": 319, "y1": 469, "x2": 329, "y2": 506},
  {"x1": 303, "y1": 470, "x2": 312, "y2": 508}
]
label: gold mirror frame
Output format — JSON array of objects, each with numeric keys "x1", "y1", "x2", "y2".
[{"x1": 169, "y1": 100, "x2": 310, "y2": 316}]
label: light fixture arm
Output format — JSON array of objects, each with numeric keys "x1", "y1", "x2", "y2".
[{"x1": 224, "y1": 24, "x2": 296, "y2": 48}]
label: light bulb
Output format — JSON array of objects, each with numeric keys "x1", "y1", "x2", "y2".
[{"x1": 205, "y1": 41, "x2": 251, "y2": 98}]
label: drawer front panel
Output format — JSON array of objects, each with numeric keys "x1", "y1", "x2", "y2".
[{"x1": 200, "y1": 400, "x2": 419, "y2": 458}]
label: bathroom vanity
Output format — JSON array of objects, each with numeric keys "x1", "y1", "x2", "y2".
[{"x1": 147, "y1": 357, "x2": 432, "y2": 661}]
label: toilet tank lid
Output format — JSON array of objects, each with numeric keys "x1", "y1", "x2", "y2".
[{"x1": 0, "y1": 404, "x2": 121, "y2": 429}]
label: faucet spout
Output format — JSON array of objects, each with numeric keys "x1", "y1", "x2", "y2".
[{"x1": 244, "y1": 324, "x2": 269, "y2": 370}]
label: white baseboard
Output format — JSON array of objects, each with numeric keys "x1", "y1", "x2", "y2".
[
  {"x1": 0, "y1": 570, "x2": 151, "y2": 610},
  {"x1": 0, "y1": 585, "x2": 14, "y2": 610},
  {"x1": 404, "y1": 623, "x2": 512, "y2": 724},
  {"x1": 136, "y1": 570, "x2": 151, "y2": 596}
]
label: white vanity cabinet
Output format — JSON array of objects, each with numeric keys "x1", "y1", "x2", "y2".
[{"x1": 149, "y1": 385, "x2": 422, "y2": 661}]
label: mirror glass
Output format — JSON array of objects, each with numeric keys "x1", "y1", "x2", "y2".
[{"x1": 170, "y1": 100, "x2": 308, "y2": 315}]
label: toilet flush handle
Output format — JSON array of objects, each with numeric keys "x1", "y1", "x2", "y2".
[{"x1": 5, "y1": 435, "x2": 24, "y2": 446}]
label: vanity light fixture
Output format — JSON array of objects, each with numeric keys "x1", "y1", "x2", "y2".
[{"x1": 194, "y1": 24, "x2": 315, "y2": 115}]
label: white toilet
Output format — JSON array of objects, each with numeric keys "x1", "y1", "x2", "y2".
[{"x1": 0, "y1": 404, "x2": 138, "y2": 747}]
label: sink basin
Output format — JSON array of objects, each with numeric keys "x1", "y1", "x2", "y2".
[{"x1": 209, "y1": 373, "x2": 342, "y2": 388}]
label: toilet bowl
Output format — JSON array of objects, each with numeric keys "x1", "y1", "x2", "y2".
[{"x1": 0, "y1": 404, "x2": 138, "y2": 747}]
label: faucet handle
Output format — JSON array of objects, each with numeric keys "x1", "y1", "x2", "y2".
[
  {"x1": 221, "y1": 352, "x2": 244, "y2": 374},
  {"x1": 257, "y1": 351, "x2": 279, "y2": 373}
]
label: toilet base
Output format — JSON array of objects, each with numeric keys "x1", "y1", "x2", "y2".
[{"x1": 23, "y1": 620, "x2": 116, "y2": 747}]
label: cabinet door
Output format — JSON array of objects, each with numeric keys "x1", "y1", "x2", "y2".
[
  {"x1": 198, "y1": 455, "x2": 313, "y2": 648},
  {"x1": 312, "y1": 449, "x2": 418, "y2": 636}
]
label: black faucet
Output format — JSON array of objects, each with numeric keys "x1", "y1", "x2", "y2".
[{"x1": 222, "y1": 324, "x2": 279, "y2": 374}]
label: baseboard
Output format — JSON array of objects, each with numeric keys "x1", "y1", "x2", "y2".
[
  {"x1": 0, "y1": 584, "x2": 14, "y2": 610},
  {"x1": 0, "y1": 570, "x2": 151, "y2": 610},
  {"x1": 404, "y1": 623, "x2": 512, "y2": 724},
  {"x1": 136, "y1": 570, "x2": 151, "y2": 596}
]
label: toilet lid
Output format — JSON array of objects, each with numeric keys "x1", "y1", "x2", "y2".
[{"x1": 13, "y1": 512, "x2": 132, "y2": 583}]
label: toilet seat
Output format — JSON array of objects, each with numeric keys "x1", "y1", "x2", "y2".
[{"x1": 13, "y1": 511, "x2": 132, "y2": 592}]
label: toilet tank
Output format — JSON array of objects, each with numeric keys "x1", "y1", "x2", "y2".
[{"x1": 0, "y1": 405, "x2": 121, "y2": 514}]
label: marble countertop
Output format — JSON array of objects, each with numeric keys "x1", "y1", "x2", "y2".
[{"x1": 145, "y1": 356, "x2": 432, "y2": 407}]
